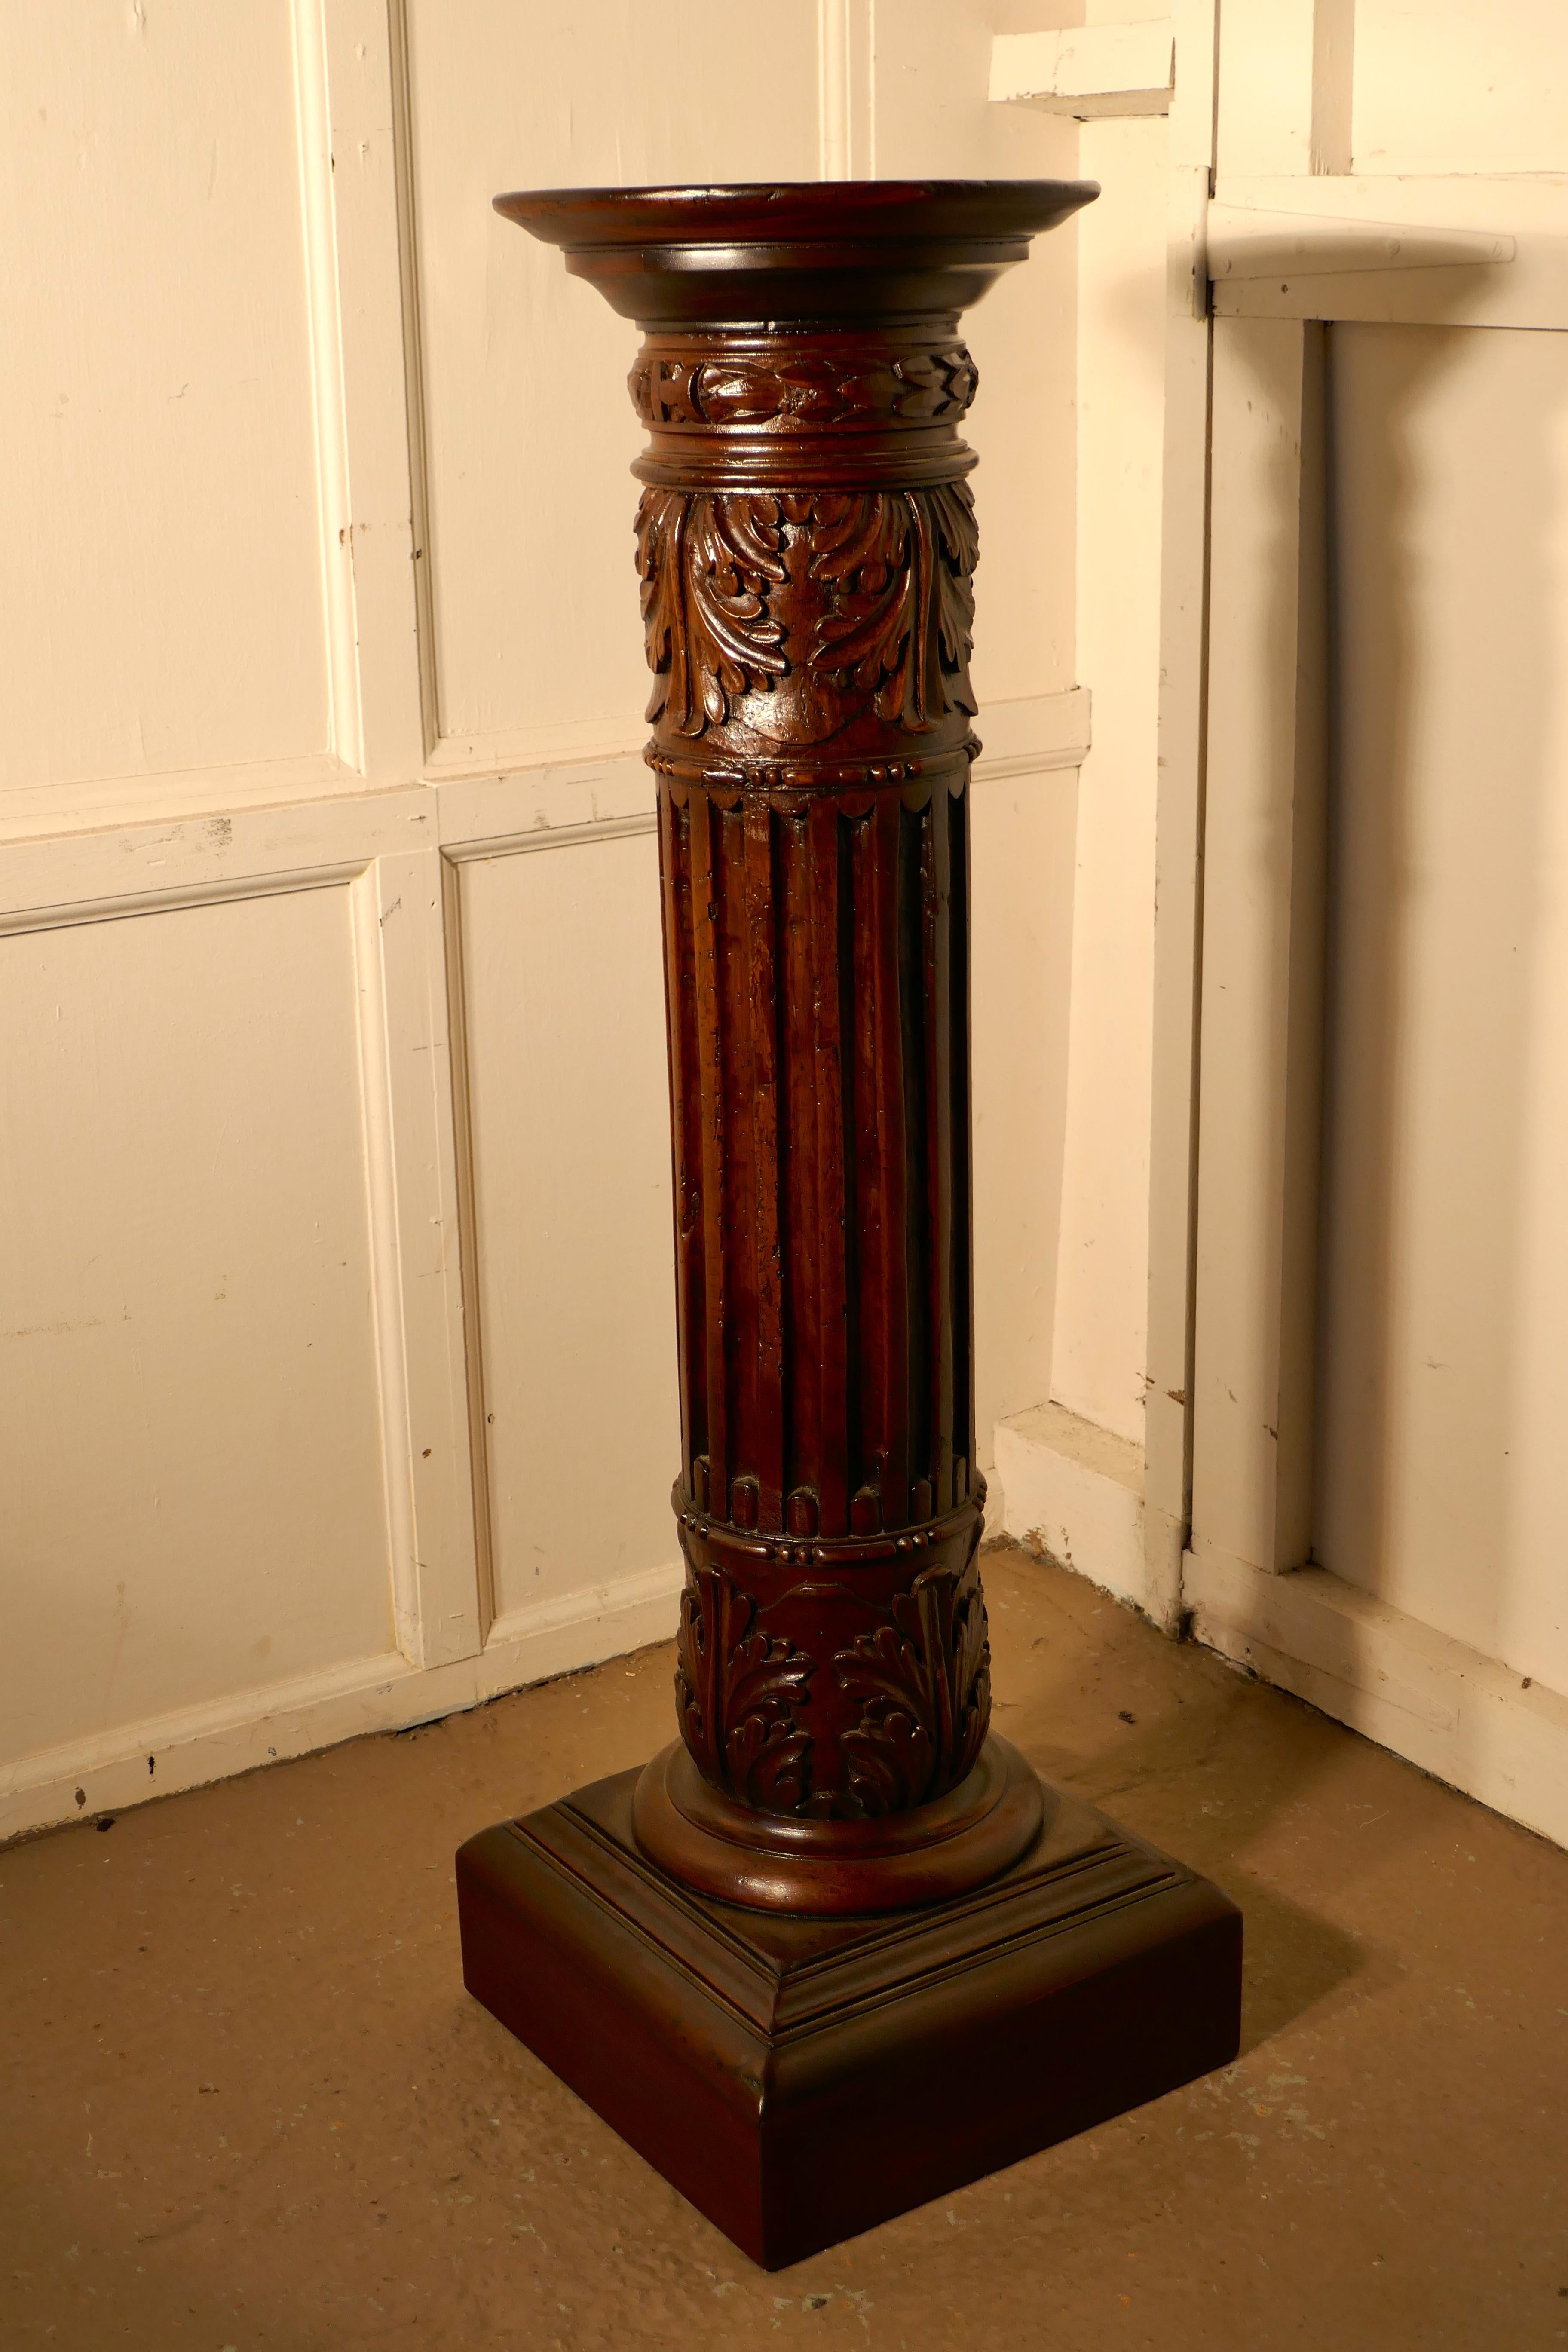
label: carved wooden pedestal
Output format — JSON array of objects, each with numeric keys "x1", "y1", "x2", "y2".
[{"x1": 457, "y1": 181, "x2": 1241, "y2": 2269}]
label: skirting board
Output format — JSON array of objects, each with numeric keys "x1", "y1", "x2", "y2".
[
  {"x1": 0, "y1": 1562, "x2": 684, "y2": 1847},
  {"x1": 994, "y1": 1400, "x2": 1147, "y2": 1613},
  {"x1": 1184, "y1": 1543, "x2": 1568, "y2": 1854}
]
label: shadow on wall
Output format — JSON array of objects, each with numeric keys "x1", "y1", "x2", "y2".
[
  {"x1": 1315, "y1": 319, "x2": 1568, "y2": 1731},
  {"x1": 1196, "y1": 264, "x2": 1568, "y2": 1834}
]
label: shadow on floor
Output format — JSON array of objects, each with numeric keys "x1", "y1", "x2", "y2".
[{"x1": 986, "y1": 1539, "x2": 1372, "y2": 2048}]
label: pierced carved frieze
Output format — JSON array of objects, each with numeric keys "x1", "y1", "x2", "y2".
[
  {"x1": 634, "y1": 483, "x2": 978, "y2": 743},
  {"x1": 630, "y1": 340, "x2": 978, "y2": 432}
]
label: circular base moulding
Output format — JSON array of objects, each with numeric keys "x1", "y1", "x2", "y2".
[{"x1": 631, "y1": 1733, "x2": 1045, "y2": 1914}]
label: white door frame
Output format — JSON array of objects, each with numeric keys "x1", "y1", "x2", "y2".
[{"x1": 1173, "y1": 0, "x2": 1568, "y2": 1846}]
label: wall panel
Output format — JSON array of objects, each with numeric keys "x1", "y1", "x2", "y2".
[
  {"x1": 404, "y1": 0, "x2": 819, "y2": 769},
  {"x1": 0, "y1": 1, "x2": 332, "y2": 799},
  {"x1": 456, "y1": 830, "x2": 681, "y2": 1623},
  {"x1": 1352, "y1": 0, "x2": 1568, "y2": 175},
  {"x1": 970, "y1": 772, "x2": 1078, "y2": 1462},
  {"x1": 1318, "y1": 322, "x2": 1568, "y2": 1696},
  {"x1": 0, "y1": 885, "x2": 396, "y2": 1760}
]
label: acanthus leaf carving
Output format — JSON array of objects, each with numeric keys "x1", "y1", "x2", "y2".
[
  {"x1": 635, "y1": 490, "x2": 789, "y2": 735},
  {"x1": 808, "y1": 483, "x2": 978, "y2": 732},
  {"x1": 635, "y1": 484, "x2": 978, "y2": 743},
  {"x1": 833, "y1": 1557, "x2": 991, "y2": 1816},
  {"x1": 675, "y1": 1560, "x2": 814, "y2": 1813}
]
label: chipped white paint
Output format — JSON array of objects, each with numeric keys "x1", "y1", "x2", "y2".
[
  {"x1": 996, "y1": 1403, "x2": 1148, "y2": 1614},
  {"x1": 989, "y1": 23, "x2": 1176, "y2": 119},
  {"x1": 1185, "y1": 1546, "x2": 1568, "y2": 1853},
  {"x1": 0, "y1": 1562, "x2": 686, "y2": 1845}
]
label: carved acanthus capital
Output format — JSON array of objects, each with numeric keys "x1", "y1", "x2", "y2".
[{"x1": 634, "y1": 482, "x2": 978, "y2": 744}]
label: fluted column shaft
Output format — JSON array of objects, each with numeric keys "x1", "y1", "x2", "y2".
[{"x1": 628, "y1": 326, "x2": 990, "y2": 1822}]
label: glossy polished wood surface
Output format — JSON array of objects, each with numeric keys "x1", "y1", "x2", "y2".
[
  {"x1": 458, "y1": 1765, "x2": 1241, "y2": 2270},
  {"x1": 498, "y1": 180, "x2": 1096, "y2": 1894},
  {"x1": 461, "y1": 182, "x2": 1240, "y2": 2267},
  {"x1": 492, "y1": 179, "x2": 1098, "y2": 322}
]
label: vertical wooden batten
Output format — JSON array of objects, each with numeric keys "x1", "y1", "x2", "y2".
[{"x1": 1189, "y1": 316, "x2": 1329, "y2": 1585}]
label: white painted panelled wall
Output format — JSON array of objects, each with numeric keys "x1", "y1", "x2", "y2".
[
  {"x1": 0, "y1": 0, "x2": 1099, "y2": 1840},
  {"x1": 7, "y1": 0, "x2": 1568, "y2": 1857}
]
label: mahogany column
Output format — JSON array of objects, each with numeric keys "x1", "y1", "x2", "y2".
[{"x1": 457, "y1": 183, "x2": 1240, "y2": 2269}]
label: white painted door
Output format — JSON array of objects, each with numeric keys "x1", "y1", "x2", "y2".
[{"x1": 1185, "y1": 0, "x2": 1568, "y2": 1842}]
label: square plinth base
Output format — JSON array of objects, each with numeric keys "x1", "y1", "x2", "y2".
[{"x1": 456, "y1": 1768, "x2": 1241, "y2": 2270}]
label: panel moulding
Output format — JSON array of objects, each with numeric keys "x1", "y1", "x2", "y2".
[
  {"x1": 438, "y1": 850, "x2": 496, "y2": 1644},
  {"x1": 1185, "y1": 1544, "x2": 1568, "y2": 1853},
  {"x1": 0, "y1": 754, "x2": 363, "y2": 854},
  {"x1": 971, "y1": 686, "x2": 1092, "y2": 779},
  {"x1": 0, "y1": 791, "x2": 429, "y2": 935},
  {"x1": 990, "y1": 23, "x2": 1176, "y2": 119},
  {"x1": 0, "y1": 679, "x2": 1089, "y2": 892},
  {"x1": 995, "y1": 1400, "x2": 1148, "y2": 1614},
  {"x1": 291, "y1": 0, "x2": 364, "y2": 773},
  {"x1": 383, "y1": 0, "x2": 440, "y2": 765},
  {"x1": 0, "y1": 1561, "x2": 685, "y2": 1847},
  {"x1": 427, "y1": 685, "x2": 1092, "y2": 812},
  {"x1": 351, "y1": 851, "x2": 485, "y2": 1673},
  {"x1": 350, "y1": 860, "x2": 423, "y2": 1665}
]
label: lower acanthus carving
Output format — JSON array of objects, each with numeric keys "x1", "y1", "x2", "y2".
[
  {"x1": 675, "y1": 1560, "x2": 814, "y2": 1813},
  {"x1": 674, "y1": 1539, "x2": 992, "y2": 1820},
  {"x1": 834, "y1": 1559, "x2": 992, "y2": 1815},
  {"x1": 635, "y1": 483, "x2": 977, "y2": 742}
]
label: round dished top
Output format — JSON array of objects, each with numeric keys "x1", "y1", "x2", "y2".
[{"x1": 493, "y1": 179, "x2": 1099, "y2": 326}]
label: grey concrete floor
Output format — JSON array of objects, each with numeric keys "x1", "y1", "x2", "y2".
[{"x1": 3, "y1": 1540, "x2": 1565, "y2": 2351}]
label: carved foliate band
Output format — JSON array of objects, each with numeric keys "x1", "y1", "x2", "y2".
[
  {"x1": 635, "y1": 484, "x2": 978, "y2": 744},
  {"x1": 630, "y1": 334, "x2": 978, "y2": 432},
  {"x1": 673, "y1": 1496, "x2": 992, "y2": 1821}
]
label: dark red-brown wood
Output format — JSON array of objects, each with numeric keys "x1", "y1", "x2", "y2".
[
  {"x1": 461, "y1": 180, "x2": 1240, "y2": 2264},
  {"x1": 457, "y1": 1767, "x2": 1242, "y2": 2271},
  {"x1": 492, "y1": 184, "x2": 1109, "y2": 1877}
]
